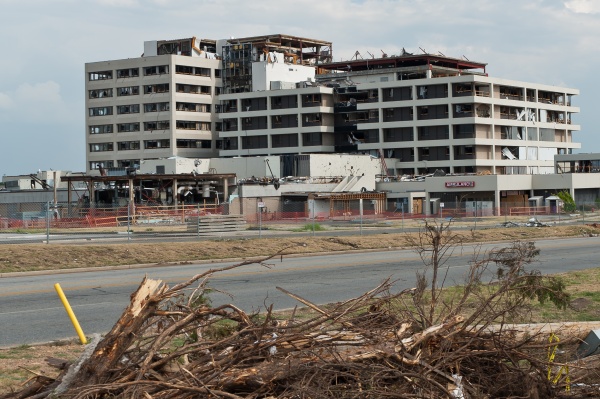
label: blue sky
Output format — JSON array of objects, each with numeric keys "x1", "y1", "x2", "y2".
[{"x1": 1, "y1": 0, "x2": 599, "y2": 176}]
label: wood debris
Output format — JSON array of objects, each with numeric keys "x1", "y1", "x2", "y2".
[{"x1": 2, "y1": 242, "x2": 599, "y2": 398}]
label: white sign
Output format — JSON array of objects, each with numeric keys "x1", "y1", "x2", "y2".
[
  {"x1": 258, "y1": 202, "x2": 265, "y2": 208},
  {"x1": 440, "y1": 203, "x2": 445, "y2": 208}
]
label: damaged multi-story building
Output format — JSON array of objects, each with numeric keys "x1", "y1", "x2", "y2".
[
  {"x1": 218, "y1": 46, "x2": 580, "y2": 176},
  {"x1": 82, "y1": 34, "x2": 590, "y2": 216},
  {"x1": 85, "y1": 34, "x2": 579, "y2": 176}
]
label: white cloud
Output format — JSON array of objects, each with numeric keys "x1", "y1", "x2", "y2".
[
  {"x1": 0, "y1": 81, "x2": 75, "y2": 127},
  {"x1": 15, "y1": 81, "x2": 62, "y2": 103},
  {"x1": 0, "y1": 93, "x2": 13, "y2": 109},
  {"x1": 564, "y1": 0, "x2": 600, "y2": 14}
]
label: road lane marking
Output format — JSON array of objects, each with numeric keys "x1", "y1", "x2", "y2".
[{"x1": 0, "y1": 302, "x2": 117, "y2": 316}]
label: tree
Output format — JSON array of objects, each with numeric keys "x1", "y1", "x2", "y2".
[
  {"x1": 555, "y1": 190, "x2": 577, "y2": 213},
  {"x1": 404, "y1": 219, "x2": 569, "y2": 331}
]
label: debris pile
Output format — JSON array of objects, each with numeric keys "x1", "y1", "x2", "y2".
[{"x1": 3, "y1": 235, "x2": 600, "y2": 398}]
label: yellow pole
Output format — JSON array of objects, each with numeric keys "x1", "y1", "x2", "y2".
[{"x1": 54, "y1": 283, "x2": 87, "y2": 344}]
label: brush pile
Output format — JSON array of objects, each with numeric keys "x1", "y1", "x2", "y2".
[{"x1": 4, "y1": 230, "x2": 600, "y2": 398}]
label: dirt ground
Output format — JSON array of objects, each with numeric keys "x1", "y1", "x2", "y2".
[{"x1": 2, "y1": 223, "x2": 600, "y2": 395}]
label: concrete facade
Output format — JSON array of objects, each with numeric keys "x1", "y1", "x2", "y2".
[{"x1": 85, "y1": 38, "x2": 221, "y2": 173}]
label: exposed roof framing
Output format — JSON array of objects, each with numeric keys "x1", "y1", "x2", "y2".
[
  {"x1": 227, "y1": 34, "x2": 331, "y2": 49},
  {"x1": 227, "y1": 34, "x2": 332, "y2": 64},
  {"x1": 62, "y1": 173, "x2": 236, "y2": 185},
  {"x1": 320, "y1": 53, "x2": 487, "y2": 74}
]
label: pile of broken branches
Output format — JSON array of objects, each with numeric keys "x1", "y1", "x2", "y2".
[{"x1": 4, "y1": 232, "x2": 600, "y2": 398}]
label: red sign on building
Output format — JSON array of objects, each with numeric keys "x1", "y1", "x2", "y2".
[{"x1": 445, "y1": 181, "x2": 475, "y2": 188}]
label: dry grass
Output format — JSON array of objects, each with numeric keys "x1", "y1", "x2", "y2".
[{"x1": 1, "y1": 224, "x2": 599, "y2": 274}]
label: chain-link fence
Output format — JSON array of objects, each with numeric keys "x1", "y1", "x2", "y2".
[{"x1": 1, "y1": 199, "x2": 599, "y2": 244}]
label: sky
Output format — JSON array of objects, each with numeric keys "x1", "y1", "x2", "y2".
[{"x1": 1, "y1": 0, "x2": 599, "y2": 177}]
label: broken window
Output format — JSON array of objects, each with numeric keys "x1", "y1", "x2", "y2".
[
  {"x1": 89, "y1": 106, "x2": 113, "y2": 117},
  {"x1": 453, "y1": 83, "x2": 473, "y2": 96},
  {"x1": 176, "y1": 84, "x2": 210, "y2": 95},
  {"x1": 302, "y1": 94, "x2": 321, "y2": 105},
  {"x1": 89, "y1": 160, "x2": 114, "y2": 169},
  {"x1": 118, "y1": 86, "x2": 139, "y2": 96},
  {"x1": 397, "y1": 71, "x2": 426, "y2": 80},
  {"x1": 116, "y1": 104, "x2": 140, "y2": 114},
  {"x1": 176, "y1": 121, "x2": 211, "y2": 130},
  {"x1": 176, "y1": 102, "x2": 210, "y2": 112},
  {"x1": 89, "y1": 142, "x2": 114, "y2": 152},
  {"x1": 223, "y1": 119, "x2": 238, "y2": 131},
  {"x1": 144, "y1": 139, "x2": 170, "y2": 149},
  {"x1": 117, "y1": 123, "x2": 140, "y2": 133},
  {"x1": 89, "y1": 71, "x2": 112, "y2": 81},
  {"x1": 501, "y1": 147, "x2": 518, "y2": 160},
  {"x1": 89, "y1": 88, "x2": 113, "y2": 99},
  {"x1": 500, "y1": 126, "x2": 523, "y2": 140},
  {"x1": 144, "y1": 84, "x2": 169, "y2": 94},
  {"x1": 144, "y1": 121, "x2": 170, "y2": 131},
  {"x1": 175, "y1": 65, "x2": 194, "y2": 75},
  {"x1": 117, "y1": 141, "x2": 140, "y2": 151},
  {"x1": 144, "y1": 65, "x2": 169, "y2": 76},
  {"x1": 499, "y1": 86, "x2": 523, "y2": 101},
  {"x1": 117, "y1": 159, "x2": 139, "y2": 168},
  {"x1": 221, "y1": 99, "x2": 238, "y2": 112},
  {"x1": 144, "y1": 102, "x2": 170, "y2": 112},
  {"x1": 194, "y1": 67, "x2": 211, "y2": 77},
  {"x1": 303, "y1": 113, "x2": 322, "y2": 125},
  {"x1": 116, "y1": 68, "x2": 139, "y2": 78},
  {"x1": 272, "y1": 97, "x2": 283, "y2": 108},
  {"x1": 454, "y1": 104, "x2": 474, "y2": 117},
  {"x1": 89, "y1": 124, "x2": 113, "y2": 134}
]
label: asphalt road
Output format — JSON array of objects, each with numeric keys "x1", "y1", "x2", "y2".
[{"x1": 1, "y1": 236, "x2": 599, "y2": 347}]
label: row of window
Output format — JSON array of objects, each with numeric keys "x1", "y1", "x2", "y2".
[
  {"x1": 89, "y1": 139, "x2": 212, "y2": 152},
  {"x1": 89, "y1": 66, "x2": 169, "y2": 81},
  {"x1": 216, "y1": 106, "x2": 569, "y2": 130},
  {"x1": 221, "y1": 133, "x2": 324, "y2": 150},
  {"x1": 90, "y1": 159, "x2": 140, "y2": 169},
  {"x1": 89, "y1": 103, "x2": 209, "y2": 116},
  {"x1": 89, "y1": 120, "x2": 212, "y2": 134},
  {"x1": 219, "y1": 87, "x2": 570, "y2": 112},
  {"x1": 89, "y1": 83, "x2": 218, "y2": 99},
  {"x1": 89, "y1": 64, "x2": 221, "y2": 82},
  {"x1": 220, "y1": 94, "x2": 324, "y2": 112},
  {"x1": 220, "y1": 133, "x2": 476, "y2": 156}
]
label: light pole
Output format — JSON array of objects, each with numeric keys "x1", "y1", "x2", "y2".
[{"x1": 359, "y1": 198, "x2": 363, "y2": 236}]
